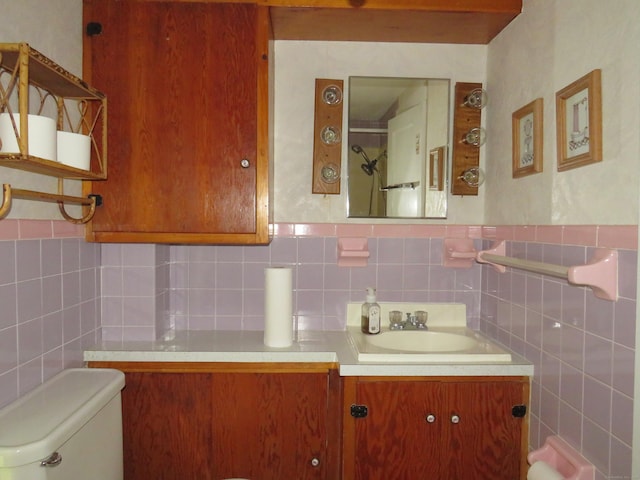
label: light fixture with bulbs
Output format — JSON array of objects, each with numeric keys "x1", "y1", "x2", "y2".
[{"x1": 312, "y1": 79, "x2": 343, "y2": 194}]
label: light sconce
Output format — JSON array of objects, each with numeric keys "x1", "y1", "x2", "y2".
[
  {"x1": 312, "y1": 79, "x2": 344, "y2": 194},
  {"x1": 321, "y1": 84, "x2": 342, "y2": 105},
  {"x1": 458, "y1": 167, "x2": 485, "y2": 187},
  {"x1": 462, "y1": 127, "x2": 486, "y2": 147},
  {"x1": 462, "y1": 88, "x2": 488, "y2": 109},
  {"x1": 451, "y1": 82, "x2": 484, "y2": 196}
]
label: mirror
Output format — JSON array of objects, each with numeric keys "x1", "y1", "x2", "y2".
[{"x1": 347, "y1": 77, "x2": 450, "y2": 218}]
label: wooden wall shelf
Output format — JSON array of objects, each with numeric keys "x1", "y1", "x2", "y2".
[{"x1": 267, "y1": 0, "x2": 523, "y2": 44}]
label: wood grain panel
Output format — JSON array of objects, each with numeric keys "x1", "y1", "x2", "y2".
[
  {"x1": 344, "y1": 376, "x2": 529, "y2": 480},
  {"x1": 446, "y1": 381, "x2": 525, "y2": 480},
  {"x1": 121, "y1": 372, "x2": 214, "y2": 480},
  {"x1": 83, "y1": 1, "x2": 269, "y2": 242},
  {"x1": 211, "y1": 372, "x2": 328, "y2": 480},
  {"x1": 354, "y1": 380, "x2": 447, "y2": 480},
  {"x1": 269, "y1": 7, "x2": 520, "y2": 44}
]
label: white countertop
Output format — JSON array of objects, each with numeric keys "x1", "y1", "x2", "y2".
[{"x1": 84, "y1": 329, "x2": 533, "y2": 377}]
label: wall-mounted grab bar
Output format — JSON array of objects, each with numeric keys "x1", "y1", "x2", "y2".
[
  {"x1": 380, "y1": 181, "x2": 419, "y2": 191},
  {"x1": 476, "y1": 240, "x2": 618, "y2": 301}
]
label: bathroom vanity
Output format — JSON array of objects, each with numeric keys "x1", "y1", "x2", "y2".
[{"x1": 86, "y1": 327, "x2": 532, "y2": 480}]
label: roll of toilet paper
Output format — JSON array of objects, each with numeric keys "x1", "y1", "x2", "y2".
[
  {"x1": 264, "y1": 267, "x2": 293, "y2": 348},
  {"x1": 0, "y1": 113, "x2": 57, "y2": 161},
  {"x1": 57, "y1": 130, "x2": 91, "y2": 170},
  {"x1": 527, "y1": 461, "x2": 563, "y2": 480}
]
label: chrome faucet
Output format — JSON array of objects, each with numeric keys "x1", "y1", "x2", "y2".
[{"x1": 389, "y1": 311, "x2": 428, "y2": 330}]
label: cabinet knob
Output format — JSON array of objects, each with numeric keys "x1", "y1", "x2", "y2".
[
  {"x1": 311, "y1": 457, "x2": 320, "y2": 467},
  {"x1": 451, "y1": 414, "x2": 460, "y2": 424},
  {"x1": 240, "y1": 158, "x2": 250, "y2": 168},
  {"x1": 425, "y1": 414, "x2": 436, "y2": 423}
]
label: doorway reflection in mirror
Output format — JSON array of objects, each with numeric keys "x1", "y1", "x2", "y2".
[{"x1": 347, "y1": 77, "x2": 450, "y2": 219}]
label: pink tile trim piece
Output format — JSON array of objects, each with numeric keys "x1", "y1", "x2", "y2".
[
  {"x1": 19, "y1": 220, "x2": 53, "y2": 239},
  {"x1": 445, "y1": 225, "x2": 469, "y2": 238},
  {"x1": 536, "y1": 225, "x2": 563, "y2": 244},
  {"x1": 0, "y1": 219, "x2": 20, "y2": 240},
  {"x1": 272, "y1": 223, "x2": 295, "y2": 236},
  {"x1": 373, "y1": 224, "x2": 432, "y2": 237},
  {"x1": 52, "y1": 221, "x2": 83, "y2": 238},
  {"x1": 597, "y1": 226, "x2": 638, "y2": 250},
  {"x1": 513, "y1": 226, "x2": 537, "y2": 241},
  {"x1": 409, "y1": 225, "x2": 447, "y2": 237},
  {"x1": 495, "y1": 226, "x2": 515, "y2": 241},
  {"x1": 482, "y1": 226, "x2": 497, "y2": 239},
  {"x1": 294, "y1": 223, "x2": 337, "y2": 236},
  {"x1": 466, "y1": 225, "x2": 483, "y2": 238},
  {"x1": 563, "y1": 226, "x2": 597, "y2": 247},
  {"x1": 335, "y1": 223, "x2": 374, "y2": 237}
]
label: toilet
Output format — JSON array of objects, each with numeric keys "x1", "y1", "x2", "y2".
[{"x1": 0, "y1": 368, "x2": 125, "y2": 480}]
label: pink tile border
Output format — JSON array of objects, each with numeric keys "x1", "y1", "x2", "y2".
[
  {"x1": 2, "y1": 221, "x2": 635, "y2": 252},
  {"x1": 19, "y1": 220, "x2": 54, "y2": 239},
  {"x1": 272, "y1": 224, "x2": 637, "y2": 251},
  {"x1": 563, "y1": 226, "x2": 598, "y2": 246},
  {"x1": 0, "y1": 220, "x2": 84, "y2": 240},
  {"x1": 597, "y1": 226, "x2": 638, "y2": 250}
]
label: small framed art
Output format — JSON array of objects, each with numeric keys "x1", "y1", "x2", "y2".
[
  {"x1": 512, "y1": 98, "x2": 543, "y2": 178},
  {"x1": 555, "y1": 69, "x2": 602, "y2": 171},
  {"x1": 429, "y1": 145, "x2": 446, "y2": 191}
]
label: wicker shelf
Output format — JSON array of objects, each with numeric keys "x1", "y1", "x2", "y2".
[{"x1": 0, "y1": 42, "x2": 107, "y2": 222}]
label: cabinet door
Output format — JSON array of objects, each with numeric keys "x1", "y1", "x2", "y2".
[
  {"x1": 352, "y1": 380, "x2": 448, "y2": 479},
  {"x1": 83, "y1": 0, "x2": 270, "y2": 244},
  {"x1": 211, "y1": 372, "x2": 329, "y2": 480},
  {"x1": 445, "y1": 381, "x2": 525, "y2": 480},
  {"x1": 347, "y1": 378, "x2": 527, "y2": 480},
  {"x1": 121, "y1": 372, "x2": 214, "y2": 480}
]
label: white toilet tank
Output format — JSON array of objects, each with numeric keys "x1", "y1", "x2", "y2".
[{"x1": 0, "y1": 368, "x2": 125, "y2": 480}]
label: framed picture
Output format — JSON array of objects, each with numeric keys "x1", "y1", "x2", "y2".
[
  {"x1": 429, "y1": 146, "x2": 445, "y2": 191},
  {"x1": 512, "y1": 98, "x2": 543, "y2": 178},
  {"x1": 555, "y1": 69, "x2": 602, "y2": 171}
]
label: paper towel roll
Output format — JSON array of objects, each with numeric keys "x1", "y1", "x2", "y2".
[
  {"x1": 527, "y1": 461, "x2": 563, "y2": 480},
  {"x1": 264, "y1": 267, "x2": 293, "y2": 347},
  {"x1": 57, "y1": 130, "x2": 91, "y2": 170},
  {"x1": 0, "y1": 113, "x2": 57, "y2": 161}
]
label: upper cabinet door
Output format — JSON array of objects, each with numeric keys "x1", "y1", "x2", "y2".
[{"x1": 83, "y1": 0, "x2": 271, "y2": 244}]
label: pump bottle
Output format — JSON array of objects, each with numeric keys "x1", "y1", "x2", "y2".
[{"x1": 361, "y1": 287, "x2": 381, "y2": 334}]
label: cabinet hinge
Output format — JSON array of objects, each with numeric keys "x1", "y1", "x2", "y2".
[
  {"x1": 512, "y1": 405, "x2": 527, "y2": 418},
  {"x1": 350, "y1": 404, "x2": 368, "y2": 418}
]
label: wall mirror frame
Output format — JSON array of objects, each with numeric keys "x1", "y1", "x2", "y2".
[{"x1": 347, "y1": 76, "x2": 450, "y2": 219}]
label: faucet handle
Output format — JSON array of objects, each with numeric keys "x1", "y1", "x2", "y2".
[
  {"x1": 414, "y1": 310, "x2": 428, "y2": 329},
  {"x1": 389, "y1": 310, "x2": 404, "y2": 330}
]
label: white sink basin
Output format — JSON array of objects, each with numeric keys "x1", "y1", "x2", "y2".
[
  {"x1": 348, "y1": 327, "x2": 512, "y2": 363},
  {"x1": 365, "y1": 330, "x2": 477, "y2": 352}
]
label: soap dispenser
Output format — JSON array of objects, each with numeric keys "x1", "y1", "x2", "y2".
[{"x1": 361, "y1": 287, "x2": 381, "y2": 334}]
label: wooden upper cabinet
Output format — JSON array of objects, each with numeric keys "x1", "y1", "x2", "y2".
[
  {"x1": 82, "y1": 0, "x2": 272, "y2": 244},
  {"x1": 267, "y1": 0, "x2": 523, "y2": 44}
]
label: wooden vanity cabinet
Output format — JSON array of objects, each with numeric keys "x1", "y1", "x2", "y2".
[
  {"x1": 342, "y1": 376, "x2": 530, "y2": 480},
  {"x1": 88, "y1": 362, "x2": 342, "y2": 480},
  {"x1": 82, "y1": 0, "x2": 271, "y2": 244}
]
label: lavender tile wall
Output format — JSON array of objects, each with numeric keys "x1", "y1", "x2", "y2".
[
  {"x1": 4, "y1": 220, "x2": 633, "y2": 479},
  {"x1": 0, "y1": 236, "x2": 101, "y2": 409},
  {"x1": 165, "y1": 236, "x2": 481, "y2": 334},
  {"x1": 101, "y1": 243, "x2": 170, "y2": 341},
  {"x1": 480, "y1": 240, "x2": 637, "y2": 479}
]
